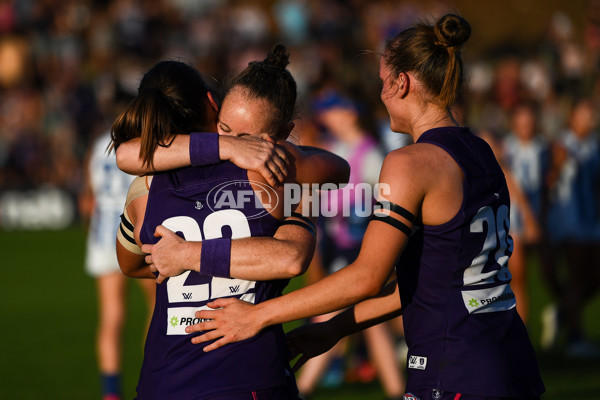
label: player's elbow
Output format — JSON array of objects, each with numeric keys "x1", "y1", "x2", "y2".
[
  {"x1": 116, "y1": 250, "x2": 146, "y2": 278},
  {"x1": 284, "y1": 260, "x2": 307, "y2": 278},
  {"x1": 353, "y1": 268, "x2": 385, "y2": 299},
  {"x1": 115, "y1": 145, "x2": 129, "y2": 170},
  {"x1": 120, "y1": 263, "x2": 153, "y2": 279},
  {"x1": 115, "y1": 144, "x2": 141, "y2": 175},
  {"x1": 281, "y1": 244, "x2": 312, "y2": 278},
  {"x1": 362, "y1": 281, "x2": 383, "y2": 298}
]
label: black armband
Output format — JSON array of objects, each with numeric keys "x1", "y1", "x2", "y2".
[
  {"x1": 290, "y1": 212, "x2": 316, "y2": 231},
  {"x1": 373, "y1": 201, "x2": 416, "y2": 222},
  {"x1": 119, "y1": 214, "x2": 136, "y2": 245},
  {"x1": 117, "y1": 213, "x2": 144, "y2": 255},
  {"x1": 370, "y1": 214, "x2": 412, "y2": 236},
  {"x1": 279, "y1": 219, "x2": 316, "y2": 238}
]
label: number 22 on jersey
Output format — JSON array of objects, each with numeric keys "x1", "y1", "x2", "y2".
[{"x1": 162, "y1": 209, "x2": 256, "y2": 335}]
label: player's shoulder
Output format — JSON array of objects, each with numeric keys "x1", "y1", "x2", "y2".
[
  {"x1": 125, "y1": 176, "x2": 151, "y2": 207},
  {"x1": 380, "y1": 145, "x2": 420, "y2": 182},
  {"x1": 383, "y1": 142, "x2": 447, "y2": 168},
  {"x1": 381, "y1": 143, "x2": 461, "y2": 188}
]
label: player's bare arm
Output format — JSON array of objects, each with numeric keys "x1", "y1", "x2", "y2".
[
  {"x1": 142, "y1": 215, "x2": 316, "y2": 284},
  {"x1": 287, "y1": 280, "x2": 402, "y2": 371},
  {"x1": 186, "y1": 148, "x2": 429, "y2": 350},
  {"x1": 142, "y1": 182, "x2": 317, "y2": 284},
  {"x1": 115, "y1": 134, "x2": 289, "y2": 186},
  {"x1": 116, "y1": 178, "x2": 154, "y2": 279}
]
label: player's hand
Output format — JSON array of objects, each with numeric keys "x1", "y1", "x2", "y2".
[
  {"x1": 186, "y1": 298, "x2": 264, "y2": 351},
  {"x1": 219, "y1": 135, "x2": 289, "y2": 186},
  {"x1": 286, "y1": 322, "x2": 339, "y2": 372},
  {"x1": 142, "y1": 225, "x2": 195, "y2": 284}
]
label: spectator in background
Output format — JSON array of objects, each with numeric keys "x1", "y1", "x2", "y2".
[
  {"x1": 501, "y1": 102, "x2": 550, "y2": 324},
  {"x1": 544, "y1": 98, "x2": 600, "y2": 358},
  {"x1": 295, "y1": 88, "x2": 405, "y2": 400}
]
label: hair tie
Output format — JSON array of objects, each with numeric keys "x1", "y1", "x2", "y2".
[
  {"x1": 261, "y1": 63, "x2": 281, "y2": 74},
  {"x1": 434, "y1": 39, "x2": 448, "y2": 48}
]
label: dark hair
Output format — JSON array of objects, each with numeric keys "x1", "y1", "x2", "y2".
[
  {"x1": 110, "y1": 61, "x2": 214, "y2": 167},
  {"x1": 225, "y1": 43, "x2": 297, "y2": 140},
  {"x1": 384, "y1": 14, "x2": 471, "y2": 109}
]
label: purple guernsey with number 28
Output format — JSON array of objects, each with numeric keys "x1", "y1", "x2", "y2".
[{"x1": 397, "y1": 127, "x2": 545, "y2": 398}]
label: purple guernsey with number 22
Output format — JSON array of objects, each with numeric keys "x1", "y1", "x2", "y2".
[{"x1": 137, "y1": 161, "x2": 294, "y2": 400}]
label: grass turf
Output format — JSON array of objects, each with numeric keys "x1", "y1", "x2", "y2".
[{"x1": 1, "y1": 227, "x2": 599, "y2": 399}]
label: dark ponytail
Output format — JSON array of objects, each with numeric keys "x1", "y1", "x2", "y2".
[
  {"x1": 384, "y1": 14, "x2": 471, "y2": 109},
  {"x1": 110, "y1": 61, "x2": 213, "y2": 167}
]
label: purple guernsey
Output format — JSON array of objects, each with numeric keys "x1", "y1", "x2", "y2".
[
  {"x1": 137, "y1": 162, "x2": 293, "y2": 400},
  {"x1": 397, "y1": 127, "x2": 544, "y2": 397}
]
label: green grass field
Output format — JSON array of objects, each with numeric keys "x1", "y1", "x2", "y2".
[{"x1": 2, "y1": 227, "x2": 600, "y2": 399}]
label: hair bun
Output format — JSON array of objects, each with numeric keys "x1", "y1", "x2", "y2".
[
  {"x1": 264, "y1": 43, "x2": 290, "y2": 70},
  {"x1": 434, "y1": 14, "x2": 471, "y2": 49}
]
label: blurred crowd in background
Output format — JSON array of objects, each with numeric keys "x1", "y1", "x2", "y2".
[
  {"x1": 0, "y1": 0, "x2": 597, "y2": 192},
  {"x1": 1, "y1": 0, "x2": 599, "y2": 378}
]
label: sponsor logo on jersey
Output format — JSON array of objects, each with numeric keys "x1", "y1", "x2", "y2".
[
  {"x1": 407, "y1": 355, "x2": 427, "y2": 370},
  {"x1": 166, "y1": 292, "x2": 256, "y2": 335},
  {"x1": 166, "y1": 307, "x2": 215, "y2": 335},
  {"x1": 402, "y1": 394, "x2": 420, "y2": 400},
  {"x1": 432, "y1": 389, "x2": 443, "y2": 400},
  {"x1": 461, "y1": 283, "x2": 516, "y2": 314},
  {"x1": 479, "y1": 291, "x2": 515, "y2": 306},
  {"x1": 169, "y1": 315, "x2": 209, "y2": 328}
]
